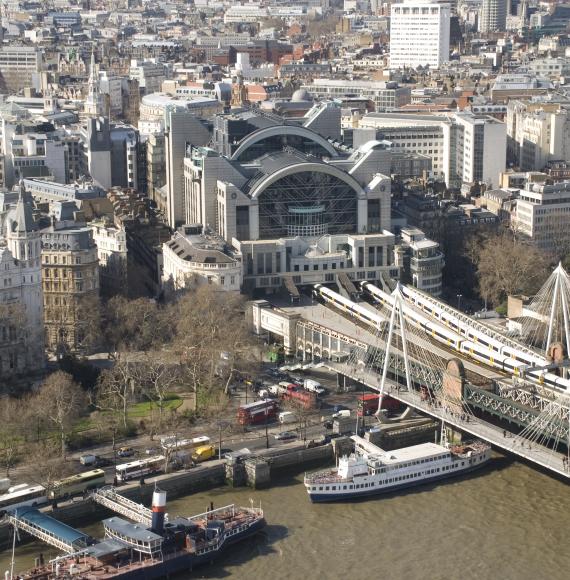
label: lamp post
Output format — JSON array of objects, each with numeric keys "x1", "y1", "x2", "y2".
[{"x1": 264, "y1": 399, "x2": 270, "y2": 449}]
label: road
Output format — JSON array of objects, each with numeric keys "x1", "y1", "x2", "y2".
[{"x1": 6, "y1": 366, "x2": 366, "y2": 487}]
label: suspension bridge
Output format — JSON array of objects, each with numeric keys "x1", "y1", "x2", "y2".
[{"x1": 252, "y1": 264, "x2": 570, "y2": 481}]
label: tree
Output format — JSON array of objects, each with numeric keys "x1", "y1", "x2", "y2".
[
  {"x1": 28, "y1": 440, "x2": 74, "y2": 496},
  {"x1": 93, "y1": 362, "x2": 138, "y2": 429},
  {"x1": 102, "y1": 296, "x2": 173, "y2": 354},
  {"x1": 172, "y1": 286, "x2": 257, "y2": 407},
  {"x1": 473, "y1": 232, "x2": 550, "y2": 306},
  {"x1": 33, "y1": 371, "x2": 87, "y2": 458},
  {"x1": 135, "y1": 357, "x2": 182, "y2": 432},
  {"x1": 46, "y1": 293, "x2": 101, "y2": 357}
]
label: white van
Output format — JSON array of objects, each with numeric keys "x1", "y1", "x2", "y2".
[
  {"x1": 279, "y1": 411, "x2": 297, "y2": 424},
  {"x1": 79, "y1": 454, "x2": 98, "y2": 466},
  {"x1": 304, "y1": 379, "x2": 326, "y2": 396}
]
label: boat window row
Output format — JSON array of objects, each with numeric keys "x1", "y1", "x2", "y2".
[{"x1": 310, "y1": 462, "x2": 470, "y2": 492}]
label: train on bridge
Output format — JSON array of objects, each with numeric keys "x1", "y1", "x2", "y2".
[{"x1": 313, "y1": 283, "x2": 570, "y2": 393}]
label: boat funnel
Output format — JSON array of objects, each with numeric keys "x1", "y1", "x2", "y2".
[{"x1": 151, "y1": 489, "x2": 167, "y2": 534}]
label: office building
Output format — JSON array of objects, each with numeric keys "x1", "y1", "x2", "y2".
[
  {"x1": 390, "y1": 0, "x2": 450, "y2": 70},
  {"x1": 479, "y1": 0, "x2": 507, "y2": 33},
  {"x1": 0, "y1": 46, "x2": 42, "y2": 93},
  {"x1": 512, "y1": 181, "x2": 570, "y2": 254},
  {"x1": 302, "y1": 79, "x2": 411, "y2": 112}
]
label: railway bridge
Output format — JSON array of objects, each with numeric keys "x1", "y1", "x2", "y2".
[{"x1": 251, "y1": 282, "x2": 570, "y2": 481}]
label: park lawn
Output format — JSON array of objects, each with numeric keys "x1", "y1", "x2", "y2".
[{"x1": 127, "y1": 394, "x2": 183, "y2": 418}]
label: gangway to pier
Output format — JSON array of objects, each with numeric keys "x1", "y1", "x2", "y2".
[
  {"x1": 90, "y1": 487, "x2": 168, "y2": 526},
  {"x1": 5, "y1": 507, "x2": 92, "y2": 554}
]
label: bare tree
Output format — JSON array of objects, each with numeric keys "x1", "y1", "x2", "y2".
[
  {"x1": 473, "y1": 231, "x2": 550, "y2": 306},
  {"x1": 33, "y1": 371, "x2": 87, "y2": 458},
  {"x1": 93, "y1": 361, "x2": 138, "y2": 429},
  {"x1": 172, "y1": 286, "x2": 257, "y2": 403},
  {"x1": 135, "y1": 357, "x2": 182, "y2": 432},
  {"x1": 0, "y1": 435, "x2": 18, "y2": 478},
  {"x1": 45, "y1": 293, "x2": 101, "y2": 356},
  {"x1": 102, "y1": 296, "x2": 173, "y2": 354},
  {"x1": 27, "y1": 440, "x2": 74, "y2": 496}
]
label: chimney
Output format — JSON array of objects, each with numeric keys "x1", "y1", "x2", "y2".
[{"x1": 151, "y1": 489, "x2": 167, "y2": 534}]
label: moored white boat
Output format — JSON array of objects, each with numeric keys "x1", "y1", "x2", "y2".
[{"x1": 304, "y1": 435, "x2": 491, "y2": 502}]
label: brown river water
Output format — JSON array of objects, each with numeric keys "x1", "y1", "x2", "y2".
[{"x1": 1, "y1": 454, "x2": 569, "y2": 580}]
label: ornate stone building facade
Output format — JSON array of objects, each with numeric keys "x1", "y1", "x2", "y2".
[
  {"x1": 41, "y1": 222, "x2": 99, "y2": 354},
  {"x1": 0, "y1": 183, "x2": 44, "y2": 385}
]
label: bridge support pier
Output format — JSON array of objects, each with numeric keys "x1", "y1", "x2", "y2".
[{"x1": 336, "y1": 373, "x2": 346, "y2": 393}]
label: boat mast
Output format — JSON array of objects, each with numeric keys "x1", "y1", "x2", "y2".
[{"x1": 9, "y1": 520, "x2": 18, "y2": 580}]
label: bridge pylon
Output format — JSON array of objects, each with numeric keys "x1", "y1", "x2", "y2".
[{"x1": 377, "y1": 284, "x2": 413, "y2": 404}]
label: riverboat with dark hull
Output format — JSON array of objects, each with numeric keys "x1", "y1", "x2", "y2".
[
  {"x1": 304, "y1": 435, "x2": 491, "y2": 502},
  {"x1": 8, "y1": 491, "x2": 265, "y2": 580}
]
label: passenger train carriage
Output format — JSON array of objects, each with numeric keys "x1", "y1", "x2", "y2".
[{"x1": 313, "y1": 283, "x2": 570, "y2": 392}]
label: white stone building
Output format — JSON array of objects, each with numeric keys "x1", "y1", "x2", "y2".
[
  {"x1": 357, "y1": 111, "x2": 506, "y2": 188},
  {"x1": 162, "y1": 228, "x2": 242, "y2": 293},
  {"x1": 512, "y1": 181, "x2": 570, "y2": 254},
  {"x1": 91, "y1": 219, "x2": 128, "y2": 297},
  {"x1": 389, "y1": 0, "x2": 450, "y2": 70},
  {"x1": 302, "y1": 79, "x2": 411, "y2": 112},
  {"x1": 0, "y1": 184, "x2": 44, "y2": 382},
  {"x1": 398, "y1": 227, "x2": 444, "y2": 297}
]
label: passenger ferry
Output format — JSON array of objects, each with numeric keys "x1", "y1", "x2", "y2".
[{"x1": 304, "y1": 435, "x2": 491, "y2": 502}]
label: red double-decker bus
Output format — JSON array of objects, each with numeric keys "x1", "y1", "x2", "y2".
[
  {"x1": 237, "y1": 399, "x2": 279, "y2": 425},
  {"x1": 357, "y1": 394, "x2": 401, "y2": 416}
]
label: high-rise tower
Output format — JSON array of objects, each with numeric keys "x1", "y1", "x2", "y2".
[{"x1": 480, "y1": 0, "x2": 507, "y2": 32}]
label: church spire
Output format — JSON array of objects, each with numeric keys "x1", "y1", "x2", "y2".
[
  {"x1": 12, "y1": 179, "x2": 36, "y2": 235},
  {"x1": 85, "y1": 48, "x2": 104, "y2": 117}
]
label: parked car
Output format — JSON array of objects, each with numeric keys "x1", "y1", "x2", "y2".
[
  {"x1": 117, "y1": 447, "x2": 135, "y2": 458},
  {"x1": 332, "y1": 404, "x2": 350, "y2": 414},
  {"x1": 223, "y1": 448, "x2": 252, "y2": 463},
  {"x1": 145, "y1": 447, "x2": 160, "y2": 456},
  {"x1": 274, "y1": 431, "x2": 297, "y2": 441},
  {"x1": 332, "y1": 409, "x2": 351, "y2": 420}
]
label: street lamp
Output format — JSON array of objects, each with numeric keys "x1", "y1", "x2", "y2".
[
  {"x1": 264, "y1": 399, "x2": 270, "y2": 449},
  {"x1": 456, "y1": 294, "x2": 462, "y2": 311}
]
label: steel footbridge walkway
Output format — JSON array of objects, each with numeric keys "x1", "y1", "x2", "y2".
[
  {"x1": 4, "y1": 507, "x2": 92, "y2": 554},
  {"x1": 328, "y1": 361, "x2": 570, "y2": 480},
  {"x1": 90, "y1": 486, "x2": 167, "y2": 526}
]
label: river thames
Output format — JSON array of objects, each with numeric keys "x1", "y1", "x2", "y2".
[{"x1": 2, "y1": 454, "x2": 569, "y2": 580}]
